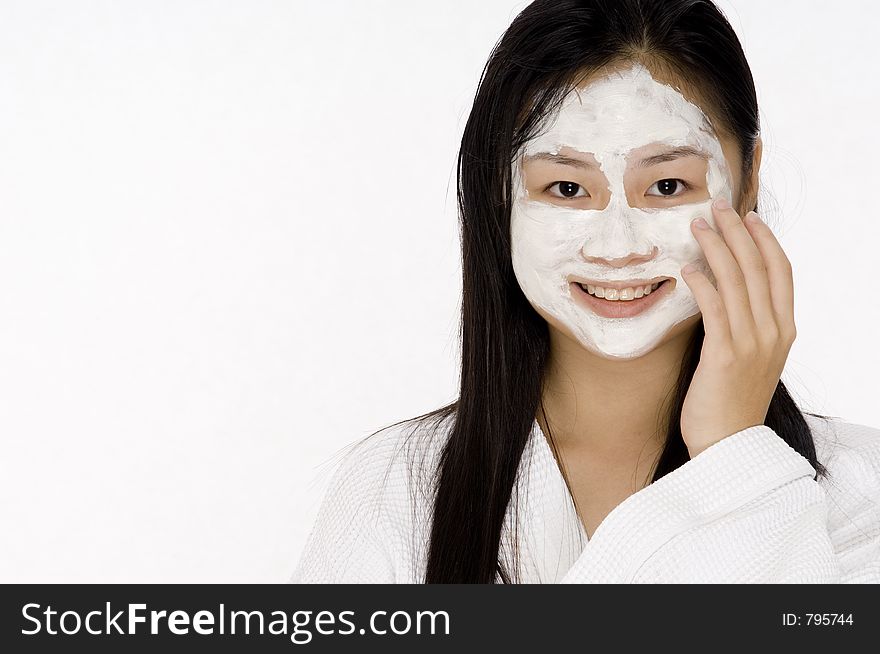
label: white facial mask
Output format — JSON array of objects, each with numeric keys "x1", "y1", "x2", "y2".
[{"x1": 510, "y1": 63, "x2": 735, "y2": 359}]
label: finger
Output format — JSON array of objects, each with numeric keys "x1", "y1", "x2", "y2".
[
  {"x1": 742, "y1": 210, "x2": 795, "y2": 332},
  {"x1": 711, "y1": 200, "x2": 776, "y2": 332},
  {"x1": 690, "y1": 214, "x2": 755, "y2": 341},
  {"x1": 680, "y1": 263, "x2": 731, "y2": 345}
]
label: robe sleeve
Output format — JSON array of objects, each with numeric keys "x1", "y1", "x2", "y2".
[
  {"x1": 289, "y1": 443, "x2": 399, "y2": 584},
  {"x1": 558, "y1": 424, "x2": 880, "y2": 583}
]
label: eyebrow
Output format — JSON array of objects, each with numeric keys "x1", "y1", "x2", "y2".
[
  {"x1": 524, "y1": 146, "x2": 709, "y2": 169},
  {"x1": 635, "y1": 146, "x2": 709, "y2": 168},
  {"x1": 523, "y1": 152, "x2": 597, "y2": 169}
]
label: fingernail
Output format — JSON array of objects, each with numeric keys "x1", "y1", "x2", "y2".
[
  {"x1": 713, "y1": 197, "x2": 731, "y2": 210},
  {"x1": 692, "y1": 217, "x2": 710, "y2": 230},
  {"x1": 682, "y1": 263, "x2": 697, "y2": 274},
  {"x1": 746, "y1": 211, "x2": 762, "y2": 224}
]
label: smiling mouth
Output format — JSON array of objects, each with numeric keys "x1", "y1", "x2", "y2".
[
  {"x1": 569, "y1": 278, "x2": 675, "y2": 318},
  {"x1": 578, "y1": 280, "x2": 659, "y2": 301},
  {"x1": 572, "y1": 277, "x2": 673, "y2": 301}
]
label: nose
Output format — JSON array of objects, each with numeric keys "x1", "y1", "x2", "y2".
[
  {"x1": 580, "y1": 200, "x2": 657, "y2": 268},
  {"x1": 582, "y1": 245, "x2": 659, "y2": 268}
]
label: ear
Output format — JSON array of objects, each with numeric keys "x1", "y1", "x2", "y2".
[{"x1": 740, "y1": 135, "x2": 762, "y2": 214}]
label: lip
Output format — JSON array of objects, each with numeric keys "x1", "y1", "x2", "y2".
[
  {"x1": 569, "y1": 275, "x2": 671, "y2": 290},
  {"x1": 570, "y1": 278, "x2": 675, "y2": 319}
]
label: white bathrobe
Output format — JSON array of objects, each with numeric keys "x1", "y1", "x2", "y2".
[{"x1": 291, "y1": 412, "x2": 880, "y2": 583}]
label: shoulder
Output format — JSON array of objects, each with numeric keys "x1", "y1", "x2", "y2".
[
  {"x1": 803, "y1": 413, "x2": 880, "y2": 525},
  {"x1": 803, "y1": 412, "x2": 880, "y2": 475},
  {"x1": 319, "y1": 408, "x2": 455, "y2": 522},
  {"x1": 291, "y1": 409, "x2": 455, "y2": 583}
]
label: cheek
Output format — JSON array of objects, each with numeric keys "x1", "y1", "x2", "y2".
[
  {"x1": 648, "y1": 202, "x2": 713, "y2": 266},
  {"x1": 511, "y1": 211, "x2": 552, "y2": 271},
  {"x1": 511, "y1": 206, "x2": 590, "y2": 270}
]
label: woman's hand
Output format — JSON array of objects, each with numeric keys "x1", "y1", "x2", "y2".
[{"x1": 679, "y1": 198, "x2": 797, "y2": 458}]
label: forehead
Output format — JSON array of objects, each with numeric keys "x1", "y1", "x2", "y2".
[{"x1": 521, "y1": 63, "x2": 720, "y2": 159}]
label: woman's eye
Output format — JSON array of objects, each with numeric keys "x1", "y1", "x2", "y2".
[
  {"x1": 547, "y1": 181, "x2": 589, "y2": 199},
  {"x1": 646, "y1": 179, "x2": 690, "y2": 197}
]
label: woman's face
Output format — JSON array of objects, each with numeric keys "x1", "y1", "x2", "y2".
[{"x1": 510, "y1": 62, "x2": 749, "y2": 360}]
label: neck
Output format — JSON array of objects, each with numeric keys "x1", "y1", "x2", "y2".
[{"x1": 537, "y1": 318, "x2": 698, "y2": 460}]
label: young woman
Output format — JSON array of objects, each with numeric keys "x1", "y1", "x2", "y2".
[{"x1": 292, "y1": 0, "x2": 880, "y2": 583}]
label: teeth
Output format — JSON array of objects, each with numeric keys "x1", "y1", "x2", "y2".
[{"x1": 578, "y1": 281, "x2": 663, "y2": 301}]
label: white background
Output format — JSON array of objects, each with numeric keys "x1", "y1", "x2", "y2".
[{"x1": 0, "y1": 0, "x2": 877, "y2": 582}]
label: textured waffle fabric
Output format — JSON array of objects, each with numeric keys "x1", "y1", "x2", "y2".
[{"x1": 291, "y1": 412, "x2": 880, "y2": 583}]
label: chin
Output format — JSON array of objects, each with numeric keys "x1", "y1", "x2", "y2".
[
  {"x1": 578, "y1": 338, "x2": 665, "y2": 361},
  {"x1": 559, "y1": 313, "x2": 703, "y2": 361}
]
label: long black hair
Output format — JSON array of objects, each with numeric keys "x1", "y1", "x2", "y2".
[{"x1": 388, "y1": 0, "x2": 829, "y2": 584}]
